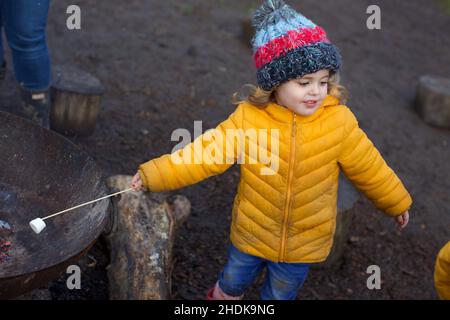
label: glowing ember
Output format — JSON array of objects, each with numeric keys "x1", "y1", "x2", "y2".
[
  {"x1": 0, "y1": 240, "x2": 11, "y2": 262},
  {"x1": 0, "y1": 220, "x2": 13, "y2": 262}
]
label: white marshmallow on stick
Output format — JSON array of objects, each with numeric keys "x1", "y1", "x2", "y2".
[
  {"x1": 29, "y1": 218, "x2": 46, "y2": 234},
  {"x1": 29, "y1": 188, "x2": 135, "y2": 234}
]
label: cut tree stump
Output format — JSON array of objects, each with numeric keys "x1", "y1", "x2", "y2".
[
  {"x1": 105, "y1": 175, "x2": 191, "y2": 300},
  {"x1": 415, "y1": 75, "x2": 450, "y2": 129},
  {"x1": 50, "y1": 64, "x2": 104, "y2": 136}
]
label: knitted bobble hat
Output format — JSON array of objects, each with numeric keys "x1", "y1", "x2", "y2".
[{"x1": 251, "y1": 0, "x2": 342, "y2": 91}]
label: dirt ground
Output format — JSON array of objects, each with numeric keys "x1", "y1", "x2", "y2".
[{"x1": 1, "y1": 0, "x2": 449, "y2": 300}]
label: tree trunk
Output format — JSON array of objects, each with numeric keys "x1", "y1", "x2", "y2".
[{"x1": 105, "y1": 175, "x2": 191, "y2": 299}]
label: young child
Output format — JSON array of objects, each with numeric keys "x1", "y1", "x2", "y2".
[
  {"x1": 435, "y1": 241, "x2": 450, "y2": 299},
  {"x1": 131, "y1": 0, "x2": 412, "y2": 300}
]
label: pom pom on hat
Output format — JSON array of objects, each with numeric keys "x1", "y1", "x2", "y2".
[{"x1": 252, "y1": 0, "x2": 290, "y2": 30}]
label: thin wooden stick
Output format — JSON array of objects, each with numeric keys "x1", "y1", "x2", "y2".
[{"x1": 41, "y1": 188, "x2": 135, "y2": 221}]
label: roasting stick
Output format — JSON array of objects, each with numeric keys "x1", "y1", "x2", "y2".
[{"x1": 29, "y1": 188, "x2": 135, "y2": 234}]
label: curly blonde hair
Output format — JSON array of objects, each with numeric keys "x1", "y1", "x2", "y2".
[{"x1": 232, "y1": 71, "x2": 349, "y2": 108}]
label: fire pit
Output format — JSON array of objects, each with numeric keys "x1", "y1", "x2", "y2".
[{"x1": 0, "y1": 111, "x2": 110, "y2": 299}]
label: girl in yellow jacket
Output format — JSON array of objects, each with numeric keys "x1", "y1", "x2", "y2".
[
  {"x1": 131, "y1": 0, "x2": 412, "y2": 300},
  {"x1": 435, "y1": 241, "x2": 450, "y2": 299}
]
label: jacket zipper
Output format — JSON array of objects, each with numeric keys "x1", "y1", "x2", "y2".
[{"x1": 279, "y1": 112, "x2": 297, "y2": 262}]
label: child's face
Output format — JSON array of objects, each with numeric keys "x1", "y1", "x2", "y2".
[{"x1": 275, "y1": 69, "x2": 330, "y2": 116}]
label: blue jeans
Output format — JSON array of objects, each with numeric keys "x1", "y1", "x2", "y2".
[
  {"x1": 0, "y1": 0, "x2": 51, "y2": 91},
  {"x1": 218, "y1": 243, "x2": 310, "y2": 300}
]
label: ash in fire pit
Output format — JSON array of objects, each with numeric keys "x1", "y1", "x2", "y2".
[
  {"x1": 0, "y1": 219, "x2": 12, "y2": 231},
  {"x1": 0, "y1": 190, "x2": 17, "y2": 206},
  {"x1": 0, "y1": 182, "x2": 61, "y2": 270}
]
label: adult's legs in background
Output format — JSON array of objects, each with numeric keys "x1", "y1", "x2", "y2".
[{"x1": 1, "y1": 0, "x2": 52, "y2": 127}]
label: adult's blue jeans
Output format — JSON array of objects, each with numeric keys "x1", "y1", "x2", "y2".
[
  {"x1": 0, "y1": 0, "x2": 51, "y2": 91},
  {"x1": 218, "y1": 242, "x2": 310, "y2": 300}
]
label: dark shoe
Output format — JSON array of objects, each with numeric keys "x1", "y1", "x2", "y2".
[
  {"x1": 19, "y1": 87, "x2": 51, "y2": 129},
  {"x1": 0, "y1": 61, "x2": 6, "y2": 81}
]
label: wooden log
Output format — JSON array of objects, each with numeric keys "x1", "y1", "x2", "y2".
[
  {"x1": 415, "y1": 75, "x2": 450, "y2": 129},
  {"x1": 50, "y1": 65, "x2": 104, "y2": 136},
  {"x1": 105, "y1": 175, "x2": 191, "y2": 300}
]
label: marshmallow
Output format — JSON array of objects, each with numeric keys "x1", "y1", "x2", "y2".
[{"x1": 29, "y1": 218, "x2": 46, "y2": 234}]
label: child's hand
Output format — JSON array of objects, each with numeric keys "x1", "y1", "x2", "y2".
[
  {"x1": 395, "y1": 210, "x2": 410, "y2": 230},
  {"x1": 131, "y1": 172, "x2": 146, "y2": 191}
]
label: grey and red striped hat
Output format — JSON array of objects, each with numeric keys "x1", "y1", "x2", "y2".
[{"x1": 252, "y1": 0, "x2": 342, "y2": 91}]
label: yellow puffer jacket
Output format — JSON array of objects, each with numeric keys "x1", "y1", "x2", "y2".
[
  {"x1": 139, "y1": 95, "x2": 412, "y2": 263},
  {"x1": 435, "y1": 241, "x2": 450, "y2": 299}
]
